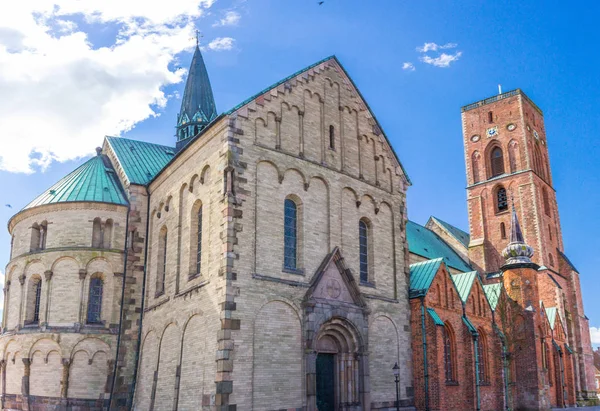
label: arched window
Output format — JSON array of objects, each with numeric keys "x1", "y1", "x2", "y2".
[
  {"x1": 542, "y1": 187, "x2": 550, "y2": 216},
  {"x1": 472, "y1": 151, "x2": 481, "y2": 183},
  {"x1": 87, "y1": 276, "x2": 103, "y2": 324},
  {"x1": 195, "y1": 206, "x2": 203, "y2": 275},
  {"x1": 500, "y1": 222, "x2": 507, "y2": 239},
  {"x1": 359, "y1": 219, "x2": 370, "y2": 283},
  {"x1": 329, "y1": 125, "x2": 335, "y2": 149},
  {"x1": 25, "y1": 277, "x2": 42, "y2": 325},
  {"x1": 443, "y1": 324, "x2": 456, "y2": 383},
  {"x1": 103, "y1": 219, "x2": 113, "y2": 249},
  {"x1": 477, "y1": 332, "x2": 489, "y2": 383},
  {"x1": 30, "y1": 223, "x2": 40, "y2": 252},
  {"x1": 92, "y1": 218, "x2": 102, "y2": 248},
  {"x1": 496, "y1": 186, "x2": 508, "y2": 212},
  {"x1": 284, "y1": 199, "x2": 298, "y2": 269},
  {"x1": 156, "y1": 227, "x2": 167, "y2": 296},
  {"x1": 194, "y1": 125, "x2": 199, "y2": 136},
  {"x1": 491, "y1": 147, "x2": 505, "y2": 177},
  {"x1": 488, "y1": 111, "x2": 494, "y2": 124}
]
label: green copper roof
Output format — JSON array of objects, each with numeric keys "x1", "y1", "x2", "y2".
[
  {"x1": 483, "y1": 283, "x2": 503, "y2": 311},
  {"x1": 427, "y1": 308, "x2": 445, "y2": 326},
  {"x1": 546, "y1": 307, "x2": 558, "y2": 330},
  {"x1": 429, "y1": 216, "x2": 470, "y2": 248},
  {"x1": 225, "y1": 55, "x2": 411, "y2": 185},
  {"x1": 407, "y1": 220, "x2": 472, "y2": 273},
  {"x1": 451, "y1": 271, "x2": 478, "y2": 303},
  {"x1": 106, "y1": 137, "x2": 175, "y2": 186},
  {"x1": 409, "y1": 258, "x2": 444, "y2": 298},
  {"x1": 462, "y1": 316, "x2": 478, "y2": 336},
  {"x1": 24, "y1": 152, "x2": 128, "y2": 210}
]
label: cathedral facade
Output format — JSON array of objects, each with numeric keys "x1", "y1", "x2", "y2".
[{"x1": 0, "y1": 46, "x2": 596, "y2": 411}]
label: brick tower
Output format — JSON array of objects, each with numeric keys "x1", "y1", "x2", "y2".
[
  {"x1": 462, "y1": 89, "x2": 559, "y2": 273},
  {"x1": 462, "y1": 89, "x2": 597, "y2": 401}
]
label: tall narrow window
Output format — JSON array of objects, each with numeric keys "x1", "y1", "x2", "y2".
[
  {"x1": 443, "y1": 325, "x2": 456, "y2": 383},
  {"x1": 497, "y1": 187, "x2": 508, "y2": 212},
  {"x1": 284, "y1": 199, "x2": 298, "y2": 269},
  {"x1": 500, "y1": 222, "x2": 506, "y2": 239},
  {"x1": 92, "y1": 218, "x2": 102, "y2": 248},
  {"x1": 488, "y1": 111, "x2": 494, "y2": 123},
  {"x1": 548, "y1": 253, "x2": 554, "y2": 267},
  {"x1": 472, "y1": 151, "x2": 481, "y2": 183},
  {"x1": 508, "y1": 140, "x2": 519, "y2": 173},
  {"x1": 157, "y1": 228, "x2": 167, "y2": 296},
  {"x1": 359, "y1": 219, "x2": 369, "y2": 283},
  {"x1": 491, "y1": 147, "x2": 505, "y2": 177},
  {"x1": 542, "y1": 187, "x2": 550, "y2": 216},
  {"x1": 103, "y1": 219, "x2": 113, "y2": 249},
  {"x1": 329, "y1": 125, "x2": 335, "y2": 149},
  {"x1": 30, "y1": 223, "x2": 40, "y2": 252},
  {"x1": 477, "y1": 334, "x2": 488, "y2": 383},
  {"x1": 27, "y1": 278, "x2": 42, "y2": 324},
  {"x1": 548, "y1": 224, "x2": 553, "y2": 241},
  {"x1": 196, "y1": 206, "x2": 203, "y2": 275},
  {"x1": 87, "y1": 277, "x2": 103, "y2": 324}
]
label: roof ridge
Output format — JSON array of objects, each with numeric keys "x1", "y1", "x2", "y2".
[{"x1": 106, "y1": 136, "x2": 175, "y2": 150}]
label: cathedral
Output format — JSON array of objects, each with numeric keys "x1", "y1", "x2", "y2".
[{"x1": 0, "y1": 44, "x2": 595, "y2": 411}]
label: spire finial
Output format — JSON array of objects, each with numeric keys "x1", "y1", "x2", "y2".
[{"x1": 195, "y1": 29, "x2": 202, "y2": 48}]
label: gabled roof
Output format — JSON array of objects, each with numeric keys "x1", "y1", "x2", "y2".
[
  {"x1": 546, "y1": 307, "x2": 558, "y2": 330},
  {"x1": 24, "y1": 152, "x2": 128, "y2": 210},
  {"x1": 225, "y1": 55, "x2": 411, "y2": 185},
  {"x1": 483, "y1": 283, "x2": 503, "y2": 311},
  {"x1": 409, "y1": 258, "x2": 444, "y2": 298},
  {"x1": 106, "y1": 137, "x2": 176, "y2": 186},
  {"x1": 463, "y1": 316, "x2": 478, "y2": 336},
  {"x1": 407, "y1": 220, "x2": 472, "y2": 273},
  {"x1": 427, "y1": 308, "x2": 445, "y2": 326},
  {"x1": 557, "y1": 249, "x2": 579, "y2": 273},
  {"x1": 451, "y1": 271, "x2": 478, "y2": 303},
  {"x1": 428, "y1": 216, "x2": 470, "y2": 248}
]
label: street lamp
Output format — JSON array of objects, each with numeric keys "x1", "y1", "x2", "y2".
[{"x1": 393, "y1": 362, "x2": 400, "y2": 411}]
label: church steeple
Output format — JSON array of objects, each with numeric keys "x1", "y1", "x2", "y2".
[
  {"x1": 176, "y1": 43, "x2": 217, "y2": 148},
  {"x1": 501, "y1": 204, "x2": 535, "y2": 266}
]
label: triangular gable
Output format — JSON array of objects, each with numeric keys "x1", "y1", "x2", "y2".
[
  {"x1": 451, "y1": 271, "x2": 478, "y2": 304},
  {"x1": 557, "y1": 249, "x2": 579, "y2": 273},
  {"x1": 482, "y1": 283, "x2": 503, "y2": 311},
  {"x1": 304, "y1": 247, "x2": 366, "y2": 307},
  {"x1": 225, "y1": 55, "x2": 411, "y2": 185},
  {"x1": 546, "y1": 307, "x2": 558, "y2": 330},
  {"x1": 427, "y1": 216, "x2": 470, "y2": 248},
  {"x1": 409, "y1": 258, "x2": 444, "y2": 298}
]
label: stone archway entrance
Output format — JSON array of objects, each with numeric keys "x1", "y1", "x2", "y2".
[{"x1": 313, "y1": 318, "x2": 363, "y2": 411}]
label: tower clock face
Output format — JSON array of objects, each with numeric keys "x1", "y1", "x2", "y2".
[
  {"x1": 471, "y1": 134, "x2": 480, "y2": 142},
  {"x1": 486, "y1": 126, "x2": 498, "y2": 138},
  {"x1": 507, "y1": 123, "x2": 516, "y2": 131}
]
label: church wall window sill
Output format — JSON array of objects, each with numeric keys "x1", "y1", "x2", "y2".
[
  {"x1": 282, "y1": 266, "x2": 305, "y2": 275},
  {"x1": 360, "y1": 280, "x2": 376, "y2": 288}
]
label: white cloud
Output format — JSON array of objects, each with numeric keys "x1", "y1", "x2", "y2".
[
  {"x1": 420, "y1": 51, "x2": 462, "y2": 68},
  {"x1": 213, "y1": 11, "x2": 241, "y2": 27},
  {"x1": 0, "y1": 0, "x2": 226, "y2": 173},
  {"x1": 416, "y1": 42, "x2": 457, "y2": 53},
  {"x1": 207, "y1": 37, "x2": 235, "y2": 51},
  {"x1": 591, "y1": 327, "x2": 600, "y2": 345},
  {"x1": 402, "y1": 62, "x2": 415, "y2": 71}
]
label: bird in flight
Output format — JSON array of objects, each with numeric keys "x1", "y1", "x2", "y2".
[{"x1": 318, "y1": 1, "x2": 324, "y2": 4}]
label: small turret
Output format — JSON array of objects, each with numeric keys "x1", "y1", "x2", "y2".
[{"x1": 501, "y1": 204, "x2": 535, "y2": 266}]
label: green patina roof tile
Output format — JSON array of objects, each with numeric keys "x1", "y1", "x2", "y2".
[
  {"x1": 430, "y1": 216, "x2": 470, "y2": 248},
  {"x1": 483, "y1": 283, "x2": 503, "y2": 311},
  {"x1": 106, "y1": 136, "x2": 175, "y2": 186},
  {"x1": 24, "y1": 153, "x2": 128, "y2": 210},
  {"x1": 451, "y1": 271, "x2": 478, "y2": 303},
  {"x1": 409, "y1": 258, "x2": 444, "y2": 298},
  {"x1": 407, "y1": 220, "x2": 472, "y2": 273},
  {"x1": 427, "y1": 308, "x2": 445, "y2": 326},
  {"x1": 462, "y1": 316, "x2": 478, "y2": 336}
]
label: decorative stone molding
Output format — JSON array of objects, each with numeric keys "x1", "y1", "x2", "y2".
[
  {"x1": 18, "y1": 274, "x2": 26, "y2": 285},
  {"x1": 78, "y1": 269, "x2": 87, "y2": 280},
  {"x1": 44, "y1": 270, "x2": 53, "y2": 281}
]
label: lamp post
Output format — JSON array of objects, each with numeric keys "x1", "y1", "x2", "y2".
[{"x1": 393, "y1": 362, "x2": 400, "y2": 411}]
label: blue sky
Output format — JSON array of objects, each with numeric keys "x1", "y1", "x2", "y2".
[{"x1": 1, "y1": 0, "x2": 599, "y2": 344}]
